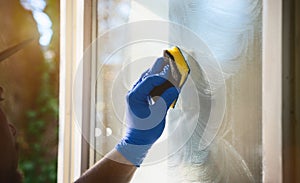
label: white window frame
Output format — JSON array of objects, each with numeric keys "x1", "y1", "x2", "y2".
[
  {"x1": 57, "y1": 0, "x2": 84, "y2": 182},
  {"x1": 57, "y1": 0, "x2": 283, "y2": 182},
  {"x1": 262, "y1": 0, "x2": 282, "y2": 182}
]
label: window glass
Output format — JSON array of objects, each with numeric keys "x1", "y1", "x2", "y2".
[{"x1": 93, "y1": 0, "x2": 262, "y2": 182}]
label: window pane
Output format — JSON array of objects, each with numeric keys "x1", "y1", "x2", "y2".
[{"x1": 94, "y1": 0, "x2": 262, "y2": 182}]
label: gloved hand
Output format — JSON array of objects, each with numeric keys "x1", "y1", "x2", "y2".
[{"x1": 115, "y1": 58, "x2": 179, "y2": 167}]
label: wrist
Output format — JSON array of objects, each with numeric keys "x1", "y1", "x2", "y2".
[{"x1": 115, "y1": 139, "x2": 152, "y2": 167}]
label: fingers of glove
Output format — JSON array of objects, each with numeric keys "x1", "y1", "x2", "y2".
[
  {"x1": 131, "y1": 69, "x2": 150, "y2": 90},
  {"x1": 154, "y1": 86, "x2": 179, "y2": 109},
  {"x1": 126, "y1": 66, "x2": 171, "y2": 127},
  {"x1": 132, "y1": 65, "x2": 170, "y2": 102},
  {"x1": 129, "y1": 86, "x2": 178, "y2": 130},
  {"x1": 131, "y1": 57, "x2": 166, "y2": 91},
  {"x1": 148, "y1": 57, "x2": 166, "y2": 75}
]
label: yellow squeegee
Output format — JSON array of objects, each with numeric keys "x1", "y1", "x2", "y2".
[{"x1": 150, "y1": 46, "x2": 190, "y2": 108}]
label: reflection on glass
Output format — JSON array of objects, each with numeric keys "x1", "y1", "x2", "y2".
[{"x1": 95, "y1": 0, "x2": 262, "y2": 182}]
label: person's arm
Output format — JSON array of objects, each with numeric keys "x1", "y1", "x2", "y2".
[
  {"x1": 74, "y1": 149, "x2": 136, "y2": 183},
  {"x1": 75, "y1": 58, "x2": 179, "y2": 183}
]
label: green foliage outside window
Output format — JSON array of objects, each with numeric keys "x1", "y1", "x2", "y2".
[{"x1": 19, "y1": 60, "x2": 58, "y2": 183}]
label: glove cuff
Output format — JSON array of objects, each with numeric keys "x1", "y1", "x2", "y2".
[{"x1": 115, "y1": 139, "x2": 152, "y2": 167}]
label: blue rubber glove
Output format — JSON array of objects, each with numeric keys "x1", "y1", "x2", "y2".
[{"x1": 115, "y1": 58, "x2": 179, "y2": 167}]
